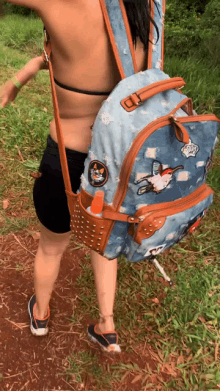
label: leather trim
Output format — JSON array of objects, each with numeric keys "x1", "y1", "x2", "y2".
[
  {"x1": 148, "y1": 0, "x2": 154, "y2": 69},
  {"x1": 121, "y1": 77, "x2": 186, "y2": 112},
  {"x1": 69, "y1": 190, "x2": 115, "y2": 255},
  {"x1": 129, "y1": 184, "x2": 213, "y2": 244},
  {"x1": 99, "y1": 0, "x2": 126, "y2": 80},
  {"x1": 161, "y1": 0, "x2": 166, "y2": 71},
  {"x1": 119, "y1": 0, "x2": 138, "y2": 73}
]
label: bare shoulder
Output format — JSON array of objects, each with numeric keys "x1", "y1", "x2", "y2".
[{"x1": 2, "y1": 0, "x2": 48, "y2": 12}]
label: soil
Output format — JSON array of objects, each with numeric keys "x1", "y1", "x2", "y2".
[{"x1": 0, "y1": 227, "x2": 178, "y2": 391}]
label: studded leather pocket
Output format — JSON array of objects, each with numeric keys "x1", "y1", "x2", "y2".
[{"x1": 70, "y1": 193, "x2": 113, "y2": 255}]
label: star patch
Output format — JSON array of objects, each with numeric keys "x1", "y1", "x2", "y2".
[{"x1": 181, "y1": 138, "x2": 199, "y2": 158}]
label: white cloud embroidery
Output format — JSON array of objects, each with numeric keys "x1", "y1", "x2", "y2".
[{"x1": 100, "y1": 112, "x2": 114, "y2": 126}]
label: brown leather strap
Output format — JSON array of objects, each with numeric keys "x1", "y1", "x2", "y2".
[
  {"x1": 103, "y1": 210, "x2": 140, "y2": 223},
  {"x1": 121, "y1": 77, "x2": 186, "y2": 112},
  {"x1": 43, "y1": 39, "x2": 73, "y2": 195}
]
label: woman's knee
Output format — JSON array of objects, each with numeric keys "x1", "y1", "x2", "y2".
[{"x1": 38, "y1": 222, "x2": 71, "y2": 256}]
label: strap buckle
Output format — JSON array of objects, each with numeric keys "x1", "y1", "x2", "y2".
[
  {"x1": 130, "y1": 93, "x2": 143, "y2": 106},
  {"x1": 43, "y1": 48, "x2": 50, "y2": 65}
]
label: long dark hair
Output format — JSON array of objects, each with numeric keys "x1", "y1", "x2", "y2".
[{"x1": 123, "y1": 0, "x2": 160, "y2": 52}]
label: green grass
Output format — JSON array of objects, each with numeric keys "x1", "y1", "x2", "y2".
[{"x1": 0, "y1": 13, "x2": 220, "y2": 391}]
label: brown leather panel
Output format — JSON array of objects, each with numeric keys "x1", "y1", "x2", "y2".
[
  {"x1": 129, "y1": 215, "x2": 166, "y2": 244},
  {"x1": 70, "y1": 193, "x2": 113, "y2": 255},
  {"x1": 121, "y1": 78, "x2": 185, "y2": 112}
]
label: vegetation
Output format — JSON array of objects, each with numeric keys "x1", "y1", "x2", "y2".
[{"x1": 0, "y1": 1, "x2": 219, "y2": 390}]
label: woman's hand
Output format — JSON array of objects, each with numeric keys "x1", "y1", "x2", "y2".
[
  {"x1": 0, "y1": 80, "x2": 20, "y2": 109},
  {"x1": 0, "y1": 56, "x2": 47, "y2": 109}
]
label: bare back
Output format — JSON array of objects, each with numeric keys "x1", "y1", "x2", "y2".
[{"x1": 33, "y1": 0, "x2": 147, "y2": 151}]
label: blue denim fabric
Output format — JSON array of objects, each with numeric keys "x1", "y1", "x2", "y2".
[{"x1": 77, "y1": 0, "x2": 219, "y2": 261}]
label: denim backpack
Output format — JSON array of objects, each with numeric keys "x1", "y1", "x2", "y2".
[{"x1": 44, "y1": 0, "x2": 220, "y2": 278}]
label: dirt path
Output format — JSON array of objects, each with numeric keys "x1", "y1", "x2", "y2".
[{"x1": 0, "y1": 229, "x2": 176, "y2": 391}]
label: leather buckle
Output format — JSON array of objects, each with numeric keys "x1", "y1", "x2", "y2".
[{"x1": 130, "y1": 93, "x2": 143, "y2": 106}]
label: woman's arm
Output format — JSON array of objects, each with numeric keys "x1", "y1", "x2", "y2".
[
  {"x1": 2, "y1": 0, "x2": 43, "y2": 11},
  {"x1": 0, "y1": 55, "x2": 47, "y2": 109}
]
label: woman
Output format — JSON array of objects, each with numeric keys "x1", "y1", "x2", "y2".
[{"x1": 1, "y1": 0, "x2": 158, "y2": 352}]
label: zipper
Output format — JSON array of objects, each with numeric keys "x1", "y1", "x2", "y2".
[
  {"x1": 137, "y1": 184, "x2": 213, "y2": 221},
  {"x1": 131, "y1": 184, "x2": 213, "y2": 244},
  {"x1": 113, "y1": 113, "x2": 219, "y2": 211}
]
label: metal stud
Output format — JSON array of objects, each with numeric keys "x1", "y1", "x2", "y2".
[
  {"x1": 87, "y1": 221, "x2": 89, "y2": 223},
  {"x1": 93, "y1": 225, "x2": 96, "y2": 227},
  {"x1": 99, "y1": 232, "x2": 103, "y2": 235},
  {"x1": 98, "y1": 238, "x2": 101, "y2": 240},
  {"x1": 91, "y1": 240, "x2": 94, "y2": 242},
  {"x1": 97, "y1": 243, "x2": 101, "y2": 246},
  {"x1": 149, "y1": 224, "x2": 152, "y2": 227},
  {"x1": 159, "y1": 221, "x2": 162, "y2": 223},
  {"x1": 100, "y1": 226, "x2": 104, "y2": 229},
  {"x1": 92, "y1": 230, "x2": 95, "y2": 233},
  {"x1": 91, "y1": 235, "x2": 94, "y2": 237}
]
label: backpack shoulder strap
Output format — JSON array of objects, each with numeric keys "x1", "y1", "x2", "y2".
[{"x1": 148, "y1": 0, "x2": 166, "y2": 71}]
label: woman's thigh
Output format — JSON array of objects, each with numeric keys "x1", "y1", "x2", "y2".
[{"x1": 33, "y1": 135, "x2": 87, "y2": 234}]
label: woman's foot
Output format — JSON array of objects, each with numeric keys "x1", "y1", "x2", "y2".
[
  {"x1": 28, "y1": 294, "x2": 50, "y2": 337},
  {"x1": 88, "y1": 314, "x2": 121, "y2": 352}
]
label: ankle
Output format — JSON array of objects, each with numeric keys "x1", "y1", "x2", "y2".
[
  {"x1": 34, "y1": 303, "x2": 49, "y2": 320},
  {"x1": 97, "y1": 313, "x2": 115, "y2": 333}
]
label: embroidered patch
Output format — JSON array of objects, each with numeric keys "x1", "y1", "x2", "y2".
[
  {"x1": 134, "y1": 160, "x2": 183, "y2": 195},
  {"x1": 181, "y1": 138, "x2": 199, "y2": 158},
  {"x1": 88, "y1": 161, "x2": 108, "y2": 187}
]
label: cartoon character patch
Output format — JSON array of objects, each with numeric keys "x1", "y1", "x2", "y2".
[
  {"x1": 181, "y1": 138, "x2": 199, "y2": 158},
  {"x1": 134, "y1": 160, "x2": 183, "y2": 195},
  {"x1": 88, "y1": 160, "x2": 108, "y2": 187}
]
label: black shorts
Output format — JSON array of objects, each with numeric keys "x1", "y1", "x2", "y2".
[{"x1": 33, "y1": 135, "x2": 88, "y2": 233}]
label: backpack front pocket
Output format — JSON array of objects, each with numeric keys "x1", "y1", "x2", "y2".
[{"x1": 126, "y1": 184, "x2": 213, "y2": 261}]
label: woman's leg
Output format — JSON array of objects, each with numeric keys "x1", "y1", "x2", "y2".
[
  {"x1": 34, "y1": 222, "x2": 71, "y2": 319},
  {"x1": 90, "y1": 250, "x2": 117, "y2": 332}
]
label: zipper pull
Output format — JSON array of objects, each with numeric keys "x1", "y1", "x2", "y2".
[{"x1": 169, "y1": 115, "x2": 190, "y2": 144}]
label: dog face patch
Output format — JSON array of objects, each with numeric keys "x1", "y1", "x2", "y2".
[{"x1": 88, "y1": 160, "x2": 108, "y2": 187}]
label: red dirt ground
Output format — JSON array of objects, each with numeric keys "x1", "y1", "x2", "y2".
[{"x1": 0, "y1": 228, "x2": 178, "y2": 391}]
